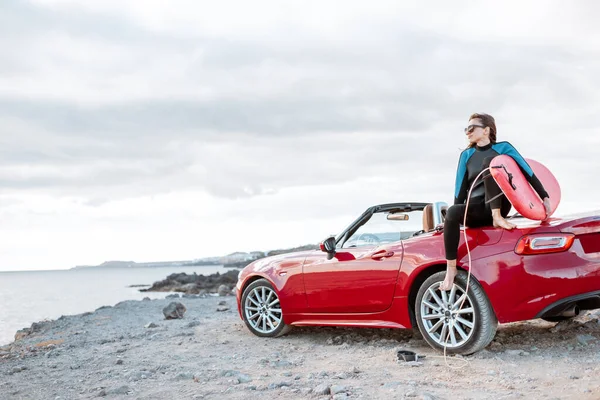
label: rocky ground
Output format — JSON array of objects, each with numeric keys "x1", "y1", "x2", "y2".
[
  {"x1": 139, "y1": 270, "x2": 239, "y2": 296},
  {"x1": 1, "y1": 295, "x2": 600, "y2": 400}
]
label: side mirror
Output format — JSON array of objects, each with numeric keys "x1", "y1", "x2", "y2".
[{"x1": 319, "y1": 236, "x2": 337, "y2": 260}]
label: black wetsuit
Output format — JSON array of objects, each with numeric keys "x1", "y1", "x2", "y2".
[{"x1": 444, "y1": 141, "x2": 549, "y2": 260}]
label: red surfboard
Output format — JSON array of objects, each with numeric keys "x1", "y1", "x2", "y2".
[{"x1": 489, "y1": 155, "x2": 561, "y2": 220}]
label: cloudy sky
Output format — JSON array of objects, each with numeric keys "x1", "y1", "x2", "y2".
[{"x1": 1, "y1": 0, "x2": 599, "y2": 271}]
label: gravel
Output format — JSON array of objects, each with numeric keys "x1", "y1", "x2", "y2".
[{"x1": 1, "y1": 298, "x2": 599, "y2": 399}]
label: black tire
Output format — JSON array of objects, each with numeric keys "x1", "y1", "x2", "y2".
[
  {"x1": 241, "y1": 279, "x2": 292, "y2": 338},
  {"x1": 415, "y1": 270, "x2": 497, "y2": 355}
]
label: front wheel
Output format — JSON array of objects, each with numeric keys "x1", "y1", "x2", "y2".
[
  {"x1": 241, "y1": 279, "x2": 291, "y2": 338},
  {"x1": 415, "y1": 270, "x2": 497, "y2": 355}
]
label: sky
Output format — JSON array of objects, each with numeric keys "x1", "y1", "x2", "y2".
[{"x1": 1, "y1": 1, "x2": 599, "y2": 271}]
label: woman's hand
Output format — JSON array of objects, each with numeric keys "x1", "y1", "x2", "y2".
[{"x1": 543, "y1": 197, "x2": 552, "y2": 220}]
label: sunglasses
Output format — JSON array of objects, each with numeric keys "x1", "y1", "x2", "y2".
[{"x1": 464, "y1": 124, "x2": 486, "y2": 133}]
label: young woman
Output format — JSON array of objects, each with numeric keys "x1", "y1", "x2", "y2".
[{"x1": 439, "y1": 113, "x2": 552, "y2": 291}]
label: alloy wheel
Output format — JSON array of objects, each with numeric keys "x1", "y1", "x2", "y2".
[
  {"x1": 244, "y1": 286, "x2": 283, "y2": 334},
  {"x1": 419, "y1": 282, "x2": 476, "y2": 348}
]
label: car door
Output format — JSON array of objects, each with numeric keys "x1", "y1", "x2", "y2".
[{"x1": 302, "y1": 210, "x2": 411, "y2": 313}]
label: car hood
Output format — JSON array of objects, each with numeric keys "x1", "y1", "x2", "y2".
[{"x1": 242, "y1": 250, "x2": 315, "y2": 274}]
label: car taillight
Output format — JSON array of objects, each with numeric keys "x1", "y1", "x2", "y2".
[{"x1": 515, "y1": 233, "x2": 575, "y2": 255}]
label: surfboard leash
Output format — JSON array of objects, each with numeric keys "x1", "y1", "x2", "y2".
[{"x1": 441, "y1": 167, "x2": 493, "y2": 368}]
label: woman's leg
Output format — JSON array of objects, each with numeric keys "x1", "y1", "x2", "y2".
[
  {"x1": 483, "y1": 156, "x2": 516, "y2": 230},
  {"x1": 440, "y1": 203, "x2": 486, "y2": 290},
  {"x1": 440, "y1": 204, "x2": 465, "y2": 290}
]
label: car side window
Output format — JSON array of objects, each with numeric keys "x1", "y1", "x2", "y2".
[{"x1": 341, "y1": 210, "x2": 423, "y2": 249}]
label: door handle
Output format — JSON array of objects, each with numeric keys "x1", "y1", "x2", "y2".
[{"x1": 371, "y1": 250, "x2": 394, "y2": 260}]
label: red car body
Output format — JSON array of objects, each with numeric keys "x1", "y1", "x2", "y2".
[{"x1": 236, "y1": 204, "x2": 600, "y2": 333}]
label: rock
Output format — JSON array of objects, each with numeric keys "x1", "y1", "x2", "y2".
[
  {"x1": 238, "y1": 374, "x2": 252, "y2": 383},
  {"x1": 334, "y1": 372, "x2": 351, "y2": 379},
  {"x1": 218, "y1": 285, "x2": 231, "y2": 296},
  {"x1": 216, "y1": 306, "x2": 230, "y2": 312},
  {"x1": 268, "y1": 382, "x2": 292, "y2": 389},
  {"x1": 506, "y1": 349, "x2": 526, "y2": 356},
  {"x1": 107, "y1": 386, "x2": 130, "y2": 395},
  {"x1": 141, "y1": 270, "x2": 239, "y2": 294},
  {"x1": 142, "y1": 297, "x2": 151, "y2": 301},
  {"x1": 174, "y1": 372, "x2": 195, "y2": 381},
  {"x1": 313, "y1": 384, "x2": 331, "y2": 395},
  {"x1": 14, "y1": 321, "x2": 50, "y2": 341},
  {"x1": 116, "y1": 359, "x2": 123, "y2": 365},
  {"x1": 186, "y1": 320, "x2": 201, "y2": 328},
  {"x1": 576, "y1": 334, "x2": 597, "y2": 346},
  {"x1": 489, "y1": 341, "x2": 503, "y2": 351},
  {"x1": 163, "y1": 302, "x2": 187, "y2": 319},
  {"x1": 273, "y1": 360, "x2": 293, "y2": 368},
  {"x1": 144, "y1": 322, "x2": 158, "y2": 328},
  {"x1": 333, "y1": 394, "x2": 349, "y2": 400},
  {"x1": 402, "y1": 361, "x2": 423, "y2": 367},
  {"x1": 331, "y1": 385, "x2": 347, "y2": 394},
  {"x1": 218, "y1": 300, "x2": 227, "y2": 306},
  {"x1": 406, "y1": 390, "x2": 418, "y2": 397},
  {"x1": 10, "y1": 366, "x2": 26, "y2": 374},
  {"x1": 165, "y1": 294, "x2": 180, "y2": 299},
  {"x1": 474, "y1": 349, "x2": 494, "y2": 359},
  {"x1": 326, "y1": 336, "x2": 344, "y2": 345},
  {"x1": 128, "y1": 371, "x2": 151, "y2": 381}
]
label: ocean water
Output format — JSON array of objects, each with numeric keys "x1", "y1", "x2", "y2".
[{"x1": 0, "y1": 265, "x2": 237, "y2": 346}]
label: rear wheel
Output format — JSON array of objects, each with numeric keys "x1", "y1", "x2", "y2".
[
  {"x1": 415, "y1": 270, "x2": 497, "y2": 355},
  {"x1": 241, "y1": 279, "x2": 291, "y2": 338}
]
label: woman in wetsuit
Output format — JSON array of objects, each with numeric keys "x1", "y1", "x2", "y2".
[{"x1": 439, "y1": 113, "x2": 552, "y2": 291}]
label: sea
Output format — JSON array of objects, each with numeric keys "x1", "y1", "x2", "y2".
[{"x1": 0, "y1": 265, "x2": 237, "y2": 346}]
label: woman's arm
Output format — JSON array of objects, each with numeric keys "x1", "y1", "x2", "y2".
[
  {"x1": 454, "y1": 150, "x2": 470, "y2": 204},
  {"x1": 494, "y1": 142, "x2": 549, "y2": 200}
]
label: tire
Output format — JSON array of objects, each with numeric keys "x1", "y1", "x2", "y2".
[
  {"x1": 415, "y1": 270, "x2": 497, "y2": 355},
  {"x1": 241, "y1": 279, "x2": 292, "y2": 338}
]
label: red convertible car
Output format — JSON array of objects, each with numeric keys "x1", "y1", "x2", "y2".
[{"x1": 235, "y1": 202, "x2": 600, "y2": 354}]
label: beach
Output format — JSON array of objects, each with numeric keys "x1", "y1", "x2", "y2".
[
  {"x1": 2, "y1": 294, "x2": 600, "y2": 400},
  {"x1": 0, "y1": 266, "x2": 234, "y2": 346}
]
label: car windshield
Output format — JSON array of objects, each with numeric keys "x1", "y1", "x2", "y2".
[{"x1": 340, "y1": 209, "x2": 424, "y2": 248}]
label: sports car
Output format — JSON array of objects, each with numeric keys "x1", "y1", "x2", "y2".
[{"x1": 235, "y1": 202, "x2": 600, "y2": 354}]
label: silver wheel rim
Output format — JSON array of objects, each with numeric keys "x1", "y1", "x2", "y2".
[
  {"x1": 420, "y1": 282, "x2": 476, "y2": 348},
  {"x1": 244, "y1": 286, "x2": 283, "y2": 334}
]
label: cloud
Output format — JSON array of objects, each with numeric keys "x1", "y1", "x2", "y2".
[{"x1": 1, "y1": 0, "x2": 599, "y2": 269}]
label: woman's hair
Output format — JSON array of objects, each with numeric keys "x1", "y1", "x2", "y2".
[{"x1": 468, "y1": 112, "x2": 497, "y2": 148}]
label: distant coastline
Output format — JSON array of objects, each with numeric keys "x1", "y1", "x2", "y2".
[
  {"x1": 72, "y1": 260, "x2": 221, "y2": 270},
  {"x1": 72, "y1": 243, "x2": 319, "y2": 270}
]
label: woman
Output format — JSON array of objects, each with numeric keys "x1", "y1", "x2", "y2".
[{"x1": 439, "y1": 113, "x2": 552, "y2": 291}]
